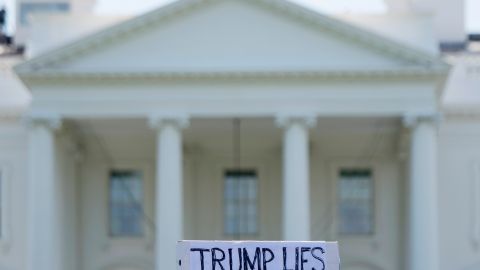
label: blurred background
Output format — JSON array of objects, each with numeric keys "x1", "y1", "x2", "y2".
[{"x1": 0, "y1": 1, "x2": 480, "y2": 270}]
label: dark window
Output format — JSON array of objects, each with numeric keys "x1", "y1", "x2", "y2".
[
  {"x1": 109, "y1": 170, "x2": 143, "y2": 237},
  {"x1": 224, "y1": 170, "x2": 258, "y2": 236},
  {"x1": 338, "y1": 168, "x2": 374, "y2": 235}
]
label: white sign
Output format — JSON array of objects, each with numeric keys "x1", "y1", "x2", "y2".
[{"x1": 177, "y1": 241, "x2": 340, "y2": 270}]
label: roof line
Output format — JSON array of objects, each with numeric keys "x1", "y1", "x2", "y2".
[{"x1": 18, "y1": 68, "x2": 448, "y2": 82}]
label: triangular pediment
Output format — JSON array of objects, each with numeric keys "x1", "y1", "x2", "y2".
[{"x1": 15, "y1": 0, "x2": 448, "y2": 77}]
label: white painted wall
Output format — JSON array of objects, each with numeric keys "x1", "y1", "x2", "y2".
[
  {"x1": 26, "y1": 14, "x2": 127, "y2": 58},
  {"x1": 80, "y1": 157, "x2": 155, "y2": 270},
  {"x1": 385, "y1": 0, "x2": 466, "y2": 43},
  {"x1": 0, "y1": 57, "x2": 31, "y2": 116},
  {"x1": 0, "y1": 121, "x2": 28, "y2": 270},
  {"x1": 14, "y1": 0, "x2": 98, "y2": 44},
  {"x1": 438, "y1": 118, "x2": 480, "y2": 270},
  {"x1": 74, "y1": 117, "x2": 404, "y2": 270}
]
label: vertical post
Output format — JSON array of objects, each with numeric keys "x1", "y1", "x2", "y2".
[
  {"x1": 404, "y1": 114, "x2": 439, "y2": 270},
  {"x1": 276, "y1": 115, "x2": 316, "y2": 241},
  {"x1": 149, "y1": 115, "x2": 189, "y2": 270},
  {"x1": 26, "y1": 116, "x2": 62, "y2": 270}
]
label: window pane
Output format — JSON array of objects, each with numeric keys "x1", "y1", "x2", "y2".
[
  {"x1": 109, "y1": 170, "x2": 144, "y2": 237},
  {"x1": 224, "y1": 170, "x2": 258, "y2": 236},
  {"x1": 338, "y1": 169, "x2": 373, "y2": 235}
]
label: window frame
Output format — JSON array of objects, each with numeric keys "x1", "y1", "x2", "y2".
[
  {"x1": 329, "y1": 161, "x2": 377, "y2": 239},
  {"x1": 337, "y1": 168, "x2": 375, "y2": 236},
  {"x1": 108, "y1": 169, "x2": 145, "y2": 238},
  {"x1": 222, "y1": 169, "x2": 259, "y2": 238},
  {"x1": 102, "y1": 161, "x2": 154, "y2": 249}
]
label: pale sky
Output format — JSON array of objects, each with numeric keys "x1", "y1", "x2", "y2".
[
  {"x1": 1, "y1": 0, "x2": 479, "y2": 34},
  {"x1": 95, "y1": 0, "x2": 480, "y2": 33},
  {"x1": 466, "y1": 0, "x2": 480, "y2": 33}
]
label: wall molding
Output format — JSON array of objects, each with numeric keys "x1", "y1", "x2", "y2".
[{"x1": 20, "y1": 68, "x2": 446, "y2": 83}]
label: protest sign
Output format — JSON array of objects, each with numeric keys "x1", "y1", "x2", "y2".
[{"x1": 177, "y1": 240, "x2": 339, "y2": 270}]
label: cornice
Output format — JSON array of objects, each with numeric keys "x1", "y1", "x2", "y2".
[
  {"x1": 19, "y1": 68, "x2": 447, "y2": 84},
  {"x1": 441, "y1": 106, "x2": 480, "y2": 120}
]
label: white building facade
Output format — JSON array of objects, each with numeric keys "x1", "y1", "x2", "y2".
[{"x1": 0, "y1": 0, "x2": 480, "y2": 270}]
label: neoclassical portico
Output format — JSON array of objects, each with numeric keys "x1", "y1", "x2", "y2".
[
  {"x1": 25, "y1": 111, "x2": 441, "y2": 270},
  {"x1": 17, "y1": 1, "x2": 448, "y2": 269}
]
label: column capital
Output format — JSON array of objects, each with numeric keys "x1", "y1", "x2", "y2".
[
  {"x1": 402, "y1": 112, "x2": 442, "y2": 128},
  {"x1": 275, "y1": 113, "x2": 317, "y2": 129},
  {"x1": 24, "y1": 113, "x2": 62, "y2": 130},
  {"x1": 148, "y1": 114, "x2": 190, "y2": 130}
]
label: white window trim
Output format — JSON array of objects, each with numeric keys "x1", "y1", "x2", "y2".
[
  {"x1": 0, "y1": 161, "x2": 12, "y2": 253},
  {"x1": 101, "y1": 161, "x2": 154, "y2": 252},
  {"x1": 223, "y1": 169, "x2": 259, "y2": 237},
  {"x1": 328, "y1": 160, "x2": 378, "y2": 241},
  {"x1": 213, "y1": 157, "x2": 269, "y2": 240}
]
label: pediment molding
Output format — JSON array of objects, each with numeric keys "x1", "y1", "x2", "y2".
[{"x1": 19, "y1": 68, "x2": 447, "y2": 84}]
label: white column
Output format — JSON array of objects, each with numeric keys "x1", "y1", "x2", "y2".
[
  {"x1": 26, "y1": 116, "x2": 62, "y2": 270},
  {"x1": 404, "y1": 114, "x2": 439, "y2": 270},
  {"x1": 149, "y1": 115, "x2": 189, "y2": 270},
  {"x1": 276, "y1": 115, "x2": 316, "y2": 240}
]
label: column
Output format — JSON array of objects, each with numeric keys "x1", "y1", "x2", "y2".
[
  {"x1": 26, "y1": 116, "x2": 62, "y2": 270},
  {"x1": 404, "y1": 114, "x2": 439, "y2": 270},
  {"x1": 149, "y1": 115, "x2": 189, "y2": 270},
  {"x1": 276, "y1": 115, "x2": 316, "y2": 240}
]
